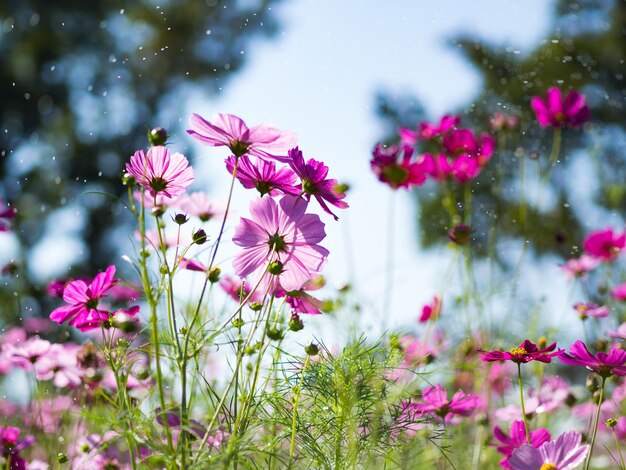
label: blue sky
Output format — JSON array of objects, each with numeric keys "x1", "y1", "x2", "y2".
[{"x1": 182, "y1": 0, "x2": 557, "y2": 331}]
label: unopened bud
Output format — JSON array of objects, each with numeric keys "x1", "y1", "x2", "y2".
[
  {"x1": 268, "y1": 261, "x2": 284, "y2": 275},
  {"x1": 304, "y1": 343, "x2": 319, "y2": 356},
  {"x1": 173, "y1": 213, "x2": 189, "y2": 225},
  {"x1": 448, "y1": 224, "x2": 472, "y2": 245},
  {"x1": 266, "y1": 327, "x2": 284, "y2": 341},
  {"x1": 192, "y1": 229, "x2": 207, "y2": 245},
  {"x1": 606, "y1": 418, "x2": 618, "y2": 428},
  {"x1": 148, "y1": 127, "x2": 168, "y2": 146},
  {"x1": 208, "y1": 266, "x2": 221, "y2": 283},
  {"x1": 288, "y1": 313, "x2": 304, "y2": 332}
]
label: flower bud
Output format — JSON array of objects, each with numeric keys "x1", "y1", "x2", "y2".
[
  {"x1": 232, "y1": 318, "x2": 245, "y2": 329},
  {"x1": 148, "y1": 127, "x2": 168, "y2": 146},
  {"x1": 266, "y1": 327, "x2": 284, "y2": 341},
  {"x1": 288, "y1": 313, "x2": 304, "y2": 332},
  {"x1": 208, "y1": 266, "x2": 221, "y2": 283},
  {"x1": 606, "y1": 418, "x2": 618, "y2": 428},
  {"x1": 594, "y1": 339, "x2": 608, "y2": 352},
  {"x1": 268, "y1": 261, "x2": 284, "y2": 275},
  {"x1": 448, "y1": 224, "x2": 472, "y2": 245},
  {"x1": 586, "y1": 374, "x2": 599, "y2": 393},
  {"x1": 121, "y1": 172, "x2": 135, "y2": 186},
  {"x1": 151, "y1": 206, "x2": 166, "y2": 217},
  {"x1": 57, "y1": 453, "x2": 69, "y2": 464},
  {"x1": 249, "y1": 302, "x2": 263, "y2": 311},
  {"x1": 305, "y1": 343, "x2": 319, "y2": 356},
  {"x1": 173, "y1": 213, "x2": 189, "y2": 225},
  {"x1": 192, "y1": 229, "x2": 207, "y2": 245}
]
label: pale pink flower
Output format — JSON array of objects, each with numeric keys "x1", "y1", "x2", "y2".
[
  {"x1": 187, "y1": 113, "x2": 297, "y2": 161},
  {"x1": 126, "y1": 146, "x2": 194, "y2": 199},
  {"x1": 509, "y1": 431, "x2": 589, "y2": 470},
  {"x1": 176, "y1": 191, "x2": 225, "y2": 222},
  {"x1": 560, "y1": 255, "x2": 598, "y2": 279},
  {"x1": 232, "y1": 196, "x2": 329, "y2": 292}
]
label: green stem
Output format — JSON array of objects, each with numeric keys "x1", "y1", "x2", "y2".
[
  {"x1": 137, "y1": 191, "x2": 173, "y2": 451},
  {"x1": 517, "y1": 363, "x2": 531, "y2": 444},
  {"x1": 586, "y1": 376, "x2": 606, "y2": 470},
  {"x1": 547, "y1": 127, "x2": 563, "y2": 172},
  {"x1": 289, "y1": 355, "x2": 311, "y2": 460},
  {"x1": 613, "y1": 427, "x2": 626, "y2": 470}
]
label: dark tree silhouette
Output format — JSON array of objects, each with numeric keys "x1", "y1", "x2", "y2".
[
  {"x1": 0, "y1": 0, "x2": 284, "y2": 321},
  {"x1": 375, "y1": 0, "x2": 626, "y2": 266}
]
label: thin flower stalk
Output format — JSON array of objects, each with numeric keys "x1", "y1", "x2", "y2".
[
  {"x1": 290, "y1": 354, "x2": 311, "y2": 460},
  {"x1": 586, "y1": 376, "x2": 606, "y2": 470}
]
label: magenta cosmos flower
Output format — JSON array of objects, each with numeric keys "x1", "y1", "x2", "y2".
[
  {"x1": 225, "y1": 155, "x2": 300, "y2": 197},
  {"x1": 419, "y1": 295, "x2": 442, "y2": 323},
  {"x1": 493, "y1": 420, "x2": 551, "y2": 470},
  {"x1": 509, "y1": 431, "x2": 589, "y2": 470},
  {"x1": 126, "y1": 146, "x2": 194, "y2": 199},
  {"x1": 559, "y1": 255, "x2": 598, "y2": 279},
  {"x1": 408, "y1": 384, "x2": 481, "y2": 422},
  {"x1": 370, "y1": 144, "x2": 431, "y2": 190},
  {"x1": 288, "y1": 147, "x2": 348, "y2": 220},
  {"x1": 479, "y1": 340, "x2": 559, "y2": 364},
  {"x1": 232, "y1": 195, "x2": 329, "y2": 292},
  {"x1": 531, "y1": 87, "x2": 590, "y2": 129},
  {"x1": 572, "y1": 302, "x2": 609, "y2": 320},
  {"x1": 582, "y1": 227, "x2": 625, "y2": 261},
  {"x1": 49, "y1": 266, "x2": 137, "y2": 331},
  {"x1": 399, "y1": 115, "x2": 459, "y2": 144},
  {"x1": 613, "y1": 282, "x2": 626, "y2": 301},
  {"x1": 558, "y1": 340, "x2": 626, "y2": 377},
  {"x1": 0, "y1": 199, "x2": 16, "y2": 232},
  {"x1": 187, "y1": 113, "x2": 297, "y2": 160},
  {"x1": 0, "y1": 426, "x2": 34, "y2": 470},
  {"x1": 219, "y1": 275, "x2": 262, "y2": 305}
]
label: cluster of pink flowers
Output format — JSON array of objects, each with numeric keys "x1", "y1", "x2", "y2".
[
  {"x1": 186, "y1": 113, "x2": 347, "y2": 306},
  {"x1": 371, "y1": 116, "x2": 495, "y2": 189}
]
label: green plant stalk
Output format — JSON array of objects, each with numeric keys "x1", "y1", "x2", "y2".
[
  {"x1": 613, "y1": 426, "x2": 626, "y2": 470},
  {"x1": 155, "y1": 212, "x2": 188, "y2": 464},
  {"x1": 517, "y1": 363, "x2": 531, "y2": 445},
  {"x1": 192, "y1": 269, "x2": 274, "y2": 463},
  {"x1": 290, "y1": 354, "x2": 311, "y2": 460},
  {"x1": 137, "y1": 192, "x2": 173, "y2": 451},
  {"x1": 585, "y1": 376, "x2": 606, "y2": 470}
]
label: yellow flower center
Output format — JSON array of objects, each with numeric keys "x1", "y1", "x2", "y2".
[
  {"x1": 540, "y1": 463, "x2": 557, "y2": 470},
  {"x1": 509, "y1": 347, "x2": 527, "y2": 355}
]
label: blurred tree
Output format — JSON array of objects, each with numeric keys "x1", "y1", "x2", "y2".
[
  {"x1": 0, "y1": 0, "x2": 284, "y2": 321},
  {"x1": 375, "y1": 0, "x2": 626, "y2": 267}
]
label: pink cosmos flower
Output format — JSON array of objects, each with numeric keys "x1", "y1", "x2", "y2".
[
  {"x1": 559, "y1": 255, "x2": 598, "y2": 279},
  {"x1": 608, "y1": 322, "x2": 626, "y2": 339},
  {"x1": 288, "y1": 147, "x2": 348, "y2": 220},
  {"x1": 187, "y1": 113, "x2": 297, "y2": 160},
  {"x1": 275, "y1": 277, "x2": 326, "y2": 315},
  {"x1": 399, "y1": 115, "x2": 459, "y2": 144},
  {"x1": 0, "y1": 426, "x2": 34, "y2": 470},
  {"x1": 530, "y1": 87, "x2": 590, "y2": 128},
  {"x1": 408, "y1": 384, "x2": 481, "y2": 422},
  {"x1": 558, "y1": 340, "x2": 626, "y2": 377},
  {"x1": 479, "y1": 340, "x2": 559, "y2": 364},
  {"x1": 490, "y1": 112, "x2": 519, "y2": 132},
  {"x1": 35, "y1": 343, "x2": 83, "y2": 388},
  {"x1": 496, "y1": 376, "x2": 571, "y2": 421},
  {"x1": 0, "y1": 200, "x2": 17, "y2": 232},
  {"x1": 419, "y1": 296, "x2": 442, "y2": 323},
  {"x1": 232, "y1": 195, "x2": 329, "y2": 292},
  {"x1": 49, "y1": 265, "x2": 131, "y2": 331},
  {"x1": 450, "y1": 154, "x2": 482, "y2": 183},
  {"x1": 371, "y1": 144, "x2": 432, "y2": 190},
  {"x1": 509, "y1": 431, "x2": 589, "y2": 470},
  {"x1": 612, "y1": 282, "x2": 626, "y2": 301},
  {"x1": 3, "y1": 337, "x2": 52, "y2": 371},
  {"x1": 179, "y1": 257, "x2": 207, "y2": 272},
  {"x1": 219, "y1": 275, "x2": 261, "y2": 305},
  {"x1": 126, "y1": 146, "x2": 194, "y2": 199},
  {"x1": 226, "y1": 155, "x2": 300, "y2": 197},
  {"x1": 582, "y1": 228, "x2": 625, "y2": 261},
  {"x1": 493, "y1": 420, "x2": 551, "y2": 470},
  {"x1": 573, "y1": 302, "x2": 609, "y2": 319},
  {"x1": 175, "y1": 191, "x2": 225, "y2": 222}
]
